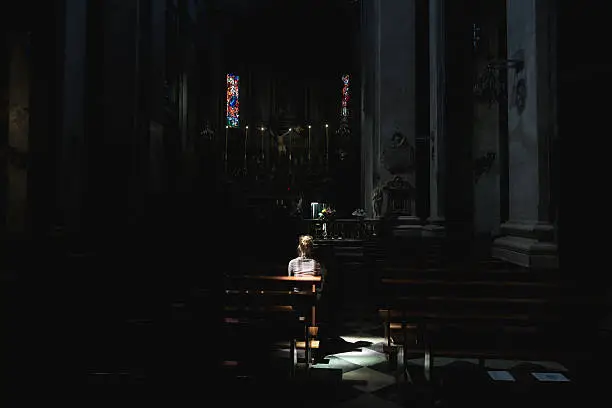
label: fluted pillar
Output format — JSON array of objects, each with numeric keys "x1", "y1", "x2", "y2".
[{"x1": 492, "y1": 0, "x2": 558, "y2": 268}]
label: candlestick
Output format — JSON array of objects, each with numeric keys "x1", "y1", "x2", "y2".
[
  {"x1": 288, "y1": 128, "x2": 292, "y2": 163},
  {"x1": 260, "y1": 126, "x2": 265, "y2": 161},
  {"x1": 308, "y1": 125, "x2": 311, "y2": 161},
  {"x1": 325, "y1": 123, "x2": 329, "y2": 169},
  {"x1": 244, "y1": 125, "x2": 249, "y2": 172},
  {"x1": 225, "y1": 125, "x2": 229, "y2": 172}
]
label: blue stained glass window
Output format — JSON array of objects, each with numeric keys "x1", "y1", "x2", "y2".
[{"x1": 226, "y1": 73, "x2": 240, "y2": 128}]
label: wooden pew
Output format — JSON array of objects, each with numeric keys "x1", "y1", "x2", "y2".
[
  {"x1": 377, "y1": 265, "x2": 564, "y2": 345},
  {"x1": 222, "y1": 275, "x2": 322, "y2": 381},
  {"x1": 376, "y1": 268, "x2": 600, "y2": 380}
]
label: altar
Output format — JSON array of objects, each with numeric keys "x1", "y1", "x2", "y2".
[{"x1": 303, "y1": 218, "x2": 380, "y2": 241}]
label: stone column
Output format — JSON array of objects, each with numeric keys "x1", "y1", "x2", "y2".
[
  {"x1": 492, "y1": 0, "x2": 558, "y2": 268},
  {"x1": 424, "y1": 0, "x2": 475, "y2": 240},
  {"x1": 423, "y1": 0, "x2": 446, "y2": 237},
  {"x1": 148, "y1": 0, "x2": 167, "y2": 194},
  {"x1": 56, "y1": 0, "x2": 88, "y2": 235},
  {"x1": 361, "y1": 0, "x2": 419, "y2": 236},
  {"x1": 360, "y1": 0, "x2": 376, "y2": 216},
  {"x1": 101, "y1": 0, "x2": 140, "y2": 231},
  {"x1": 5, "y1": 31, "x2": 30, "y2": 235}
]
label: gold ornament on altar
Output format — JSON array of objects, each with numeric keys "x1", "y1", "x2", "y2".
[{"x1": 318, "y1": 207, "x2": 336, "y2": 221}]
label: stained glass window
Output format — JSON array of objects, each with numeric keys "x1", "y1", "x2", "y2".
[
  {"x1": 226, "y1": 73, "x2": 240, "y2": 128},
  {"x1": 341, "y1": 74, "x2": 350, "y2": 118}
]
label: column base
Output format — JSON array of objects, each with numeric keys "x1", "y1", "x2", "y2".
[
  {"x1": 492, "y1": 221, "x2": 558, "y2": 269},
  {"x1": 391, "y1": 215, "x2": 423, "y2": 238},
  {"x1": 422, "y1": 216, "x2": 446, "y2": 238}
]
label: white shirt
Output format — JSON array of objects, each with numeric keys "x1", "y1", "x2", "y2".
[{"x1": 288, "y1": 256, "x2": 321, "y2": 277}]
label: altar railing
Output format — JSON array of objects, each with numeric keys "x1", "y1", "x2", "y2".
[{"x1": 302, "y1": 218, "x2": 380, "y2": 241}]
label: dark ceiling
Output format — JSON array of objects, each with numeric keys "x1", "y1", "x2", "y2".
[{"x1": 213, "y1": 0, "x2": 360, "y2": 76}]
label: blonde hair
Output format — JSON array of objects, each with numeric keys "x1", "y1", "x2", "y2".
[{"x1": 297, "y1": 235, "x2": 314, "y2": 258}]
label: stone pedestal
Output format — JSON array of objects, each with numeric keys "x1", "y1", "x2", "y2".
[
  {"x1": 492, "y1": 0, "x2": 558, "y2": 268},
  {"x1": 422, "y1": 216, "x2": 446, "y2": 238},
  {"x1": 492, "y1": 222, "x2": 558, "y2": 269},
  {"x1": 393, "y1": 215, "x2": 423, "y2": 238}
]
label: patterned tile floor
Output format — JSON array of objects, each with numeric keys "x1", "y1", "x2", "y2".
[
  {"x1": 276, "y1": 321, "x2": 577, "y2": 408},
  {"x1": 77, "y1": 303, "x2": 593, "y2": 407},
  {"x1": 79, "y1": 316, "x2": 589, "y2": 408}
]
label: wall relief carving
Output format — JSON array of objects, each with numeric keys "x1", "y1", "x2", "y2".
[
  {"x1": 384, "y1": 175, "x2": 413, "y2": 190},
  {"x1": 512, "y1": 78, "x2": 527, "y2": 114},
  {"x1": 9, "y1": 104, "x2": 29, "y2": 135},
  {"x1": 381, "y1": 131, "x2": 415, "y2": 175},
  {"x1": 199, "y1": 121, "x2": 215, "y2": 140},
  {"x1": 473, "y1": 50, "x2": 525, "y2": 110},
  {"x1": 474, "y1": 151, "x2": 496, "y2": 182}
]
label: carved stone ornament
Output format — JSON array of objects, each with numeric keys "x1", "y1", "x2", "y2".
[
  {"x1": 383, "y1": 175, "x2": 413, "y2": 191},
  {"x1": 372, "y1": 186, "x2": 383, "y2": 218},
  {"x1": 9, "y1": 104, "x2": 29, "y2": 134},
  {"x1": 200, "y1": 122, "x2": 215, "y2": 140},
  {"x1": 381, "y1": 131, "x2": 415, "y2": 175},
  {"x1": 474, "y1": 151, "x2": 496, "y2": 182},
  {"x1": 514, "y1": 78, "x2": 527, "y2": 114}
]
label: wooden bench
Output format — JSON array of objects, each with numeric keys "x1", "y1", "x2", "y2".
[
  {"x1": 378, "y1": 269, "x2": 566, "y2": 343},
  {"x1": 376, "y1": 269, "x2": 599, "y2": 380},
  {"x1": 222, "y1": 275, "x2": 322, "y2": 381}
]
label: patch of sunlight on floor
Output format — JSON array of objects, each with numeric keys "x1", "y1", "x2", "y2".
[
  {"x1": 340, "y1": 335, "x2": 386, "y2": 344},
  {"x1": 332, "y1": 348, "x2": 387, "y2": 367}
]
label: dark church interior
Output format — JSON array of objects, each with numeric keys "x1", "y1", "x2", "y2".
[{"x1": 1, "y1": 0, "x2": 610, "y2": 406}]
